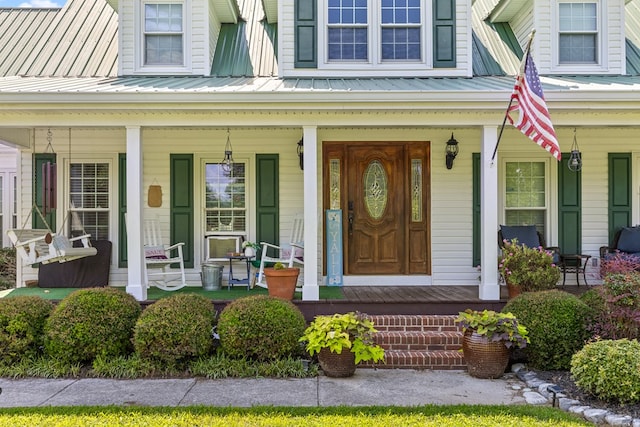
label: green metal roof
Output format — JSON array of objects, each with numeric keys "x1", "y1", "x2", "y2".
[{"x1": 211, "y1": 0, "x2": 278, "y2": 77}]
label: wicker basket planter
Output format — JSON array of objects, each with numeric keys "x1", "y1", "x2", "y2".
[
  {"x1": 318, "y1": 347, "x2": 357, "y2": 378},
  {"x1": 462, "y1": 330, "x2": 510, "y2": 379}
]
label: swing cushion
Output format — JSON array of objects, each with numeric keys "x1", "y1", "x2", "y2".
[{"x1": 144, "y1": 245, "x2": 168, "y2": 260}]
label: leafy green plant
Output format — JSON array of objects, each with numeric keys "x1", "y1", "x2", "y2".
[
  {"x1": 571, "y1": 338, "x2": 640, "y2": 403},
  {"x1": 217, "y1": 295, "x2": 306, "y2": 361},
  {"x1": 0, "y1": 296, "x2": 53, "y2": 365},
  {"x1": 499, "y1": 239, "x2": 560, "y2": 292},
  {"x1": 299, "y1": 312, "x2": 385, "y2": 364},
  {"x1": 44, "y1": 287, "x2": 142, "y2": 364},
  {"x1": 503, "y1": 290, "x2": 593, "y2": 370},
  {"x1": 273, "y1": 262, "x2": 285, "y2": 270},
  {"x1": 189, "y1": 353, "x2": 318, "y2": 379},
  {"x1": 455, "y1": 309, "x2": 529, "y2": 349},
  {"x1": 133, "y1": 294, "x2": 216, "y2": 369}
]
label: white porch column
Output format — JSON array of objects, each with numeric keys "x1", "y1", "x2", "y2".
[
  {"x1": 480, "y1": 126, "x2": 500, "y2": 300},
  {"x1": 125, "y1": 126, "x2": 147, "y2": 301},
  {"x1": 302, "y1": 125, "x2": 319, "y2": 301}
]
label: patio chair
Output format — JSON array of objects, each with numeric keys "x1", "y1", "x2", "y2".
[
  {"x1": 498, "y1": 224, "x2": 560, "y2": 261},
  {"x1": 255, "y1": 213, "x2": 304, "y2": 289}
]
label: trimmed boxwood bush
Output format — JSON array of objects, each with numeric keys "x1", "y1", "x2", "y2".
[
  {"x1": 44, "y1": 287, "x2": 142, "y2": 364},
  {"x1": 0, "y1": 296, "x2": 53, "y2": 364},
  {"x1": 571, "y1": 339, "x2": 640, "y2": 403},
  {"x1": 217, "y1": 295, "x2": 306, "y2": 361},
  {"x1": 133, "y1": 294, "x2": 216, "y2": 368},
  {"x1": 503, "y1": 290, "x2": 592, "y2": 370}
]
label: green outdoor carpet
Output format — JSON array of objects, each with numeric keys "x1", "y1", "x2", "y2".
[{"x1": 2, "y1": 285, "x2": 345, "y2": 301}]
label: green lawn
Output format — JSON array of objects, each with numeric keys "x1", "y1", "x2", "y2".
[
  {"x1": 2, "y1": 285, "x2": 345, "y2": 301},
  {"x1": 0, "y1": 405, "x2": 591, "y2": 427}
]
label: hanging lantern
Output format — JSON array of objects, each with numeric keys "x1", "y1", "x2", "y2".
[{"x1": 568, "y1": 128, "x2": 582, "y2": 172}]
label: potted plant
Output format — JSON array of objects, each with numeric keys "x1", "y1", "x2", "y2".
[
  {"x1": 299, "y1": 311, "x2": 385, "y2": 377},
  {"x1": 499, "y1": 238, "x2": 561, "y2": 298},
  {"x1": 455, "y1": 309, "x2": 529, "y2": 379},
  {"x1": 264, "y1": 262, "x2": 300, "y2": 300},
  {"x1": 241, "y1": 240, "x2": 260, "y2": 258}
]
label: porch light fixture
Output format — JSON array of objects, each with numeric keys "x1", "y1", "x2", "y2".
[
  {"x1": 568, "y1": 128, "x2": 582, "y2": 172},
  {"x1": 220, "y1": 128, "x2": 234, "y2": 173},
  {"x1": 297, "y1": 137, "x2": 304, "y2": 171},
  {"x1": 445, "y1": 133, "x2": 459, "y2": 170}
]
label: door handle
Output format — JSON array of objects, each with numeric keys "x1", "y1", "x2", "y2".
[{"x1": 348, "y1": 212, "x2": 354, "y2": 235}]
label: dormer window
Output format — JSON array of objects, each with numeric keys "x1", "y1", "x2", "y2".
[
  {"x1": 324, "y1": 0, "x2": 424, "y2": 65},
  {"x1": 558, "y1": 1, "x2": 598, "y2": 64},
  {"x1": 144, "y1": 3, "x2": 184, "y2": 66},
  {"x1": 135, "y1": 0, "x2": 191, "y2": 74}
]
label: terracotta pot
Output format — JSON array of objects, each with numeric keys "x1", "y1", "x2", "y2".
[
  {"x1": 462, "y1": 330, "x2": 510, "y2": 379},
  {"x1": 264, "y1": 267, "x2": 300, "y2": 300},
  {"x1": 318, "y1": 347, "x2": 357, "y2": 377},
  {"x1": 506, "y1": 282, "x2": 521, "y2": 299}
]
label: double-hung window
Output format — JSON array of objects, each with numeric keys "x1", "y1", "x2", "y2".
[
  {"x1": 324, "y1": 0, "x2": 424, "y2": 66},
  {"x1": 69, "y1": 163, "x2": 110, "y2": 240},
  {"x1": 504, "y1": 161, "x2": 548, "y2": 237},
  {"x1": 143, "y1": 2, "x2": 184, "y2": 66},
  {"x1": 204, "y1": 162, "x2": 246, "y2": 234},
  {"x1": 558, "y1": 1, "x2": 598, "y2": 64}
]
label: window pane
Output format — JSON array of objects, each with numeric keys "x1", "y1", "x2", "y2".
[
  {"x1": 559, "y1": 34, "x2": 596, "y2": 63},
  {"x1": 505, "y1": 161, "x2": 545, "y2": 208},
  {"x1": 69, "y1": 163, "x2": 109, "y2": 240},
  {"x1": 328, "y1": 28, "x2": 367, "y2": 60},
  {"x1": 205, "y1": 162, "x2": 246, "y2": 232},
  {"x1": 381, "y1": 28, "x2": 420, "y2": 60}
]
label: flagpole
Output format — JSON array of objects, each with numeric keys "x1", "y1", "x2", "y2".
[{"x1": 490, "y1": 30, "x2": 537, "y2": 163}]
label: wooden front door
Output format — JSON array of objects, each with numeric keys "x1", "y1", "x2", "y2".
[{"x1": 324, "y1": 142, "x2": 430, "y2": 276}]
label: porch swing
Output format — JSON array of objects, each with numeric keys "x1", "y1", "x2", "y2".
[{"x1": 7, "y1": 129, "x2": 97, "y2": 266}]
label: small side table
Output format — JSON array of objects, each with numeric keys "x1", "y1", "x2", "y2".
[
  {"x1": 226, "y1": 255, "x2": 254, "y2": 291},
  {"x1": 559, "y1": 254, "x2": 592, "y2": 286}
]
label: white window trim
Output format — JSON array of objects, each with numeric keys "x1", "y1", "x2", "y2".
[
  {"x1": 551, "y1": 0, "x2": 608, "y2": 74},
  {"x1": 318, "y1": 0, "x2": 433, "y2": 72},
  {"x1": 499, "y1": 153, "x2": 558, "y2": 246},
  {"x1": 134, "y1": 0, "x2": 193, "y2": 75},
  {"x1": 197, "y1": 156, "x2": 254, "y2": 265},
  {"x1": 61, "y1": 156, "x2": 116, "y2": 245}
]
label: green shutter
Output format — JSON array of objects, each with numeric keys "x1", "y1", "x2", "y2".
[
  {"x1": 295, "y1": 0, "x2": 317, "y2": 68},
  {"x1": 472, "y1": 153, "x2": 480, "y2": 267},
  {"x1": 558, "y1": 153, "x2": 582, "y2": 254},
  {"x1": 433, "y1": 0, "x2": 456, "y2": 68},
  {"x1": 33, "y1": 153, "x2": 56, "y2": 230},
  {"x1": 170, "y1": 154, "x2": 194, "y2": 268},
  {"x1": 256, "y1": 155, "x2": 279, "y2": 257},
  {"x1": 118, "y1": 154, "x2": 127, "y2": 267},
  {"x1": 608, "y1": 153, "x2": 632, "y2": 243}
]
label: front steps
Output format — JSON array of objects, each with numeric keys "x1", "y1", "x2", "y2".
[{"x1": 363, "y1": 314, "x2": 466, "y2": 370}]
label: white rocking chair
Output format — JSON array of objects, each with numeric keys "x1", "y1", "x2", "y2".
[
  {"x1": 142, "y1": 217, "x2": 187, "y2": 291},
  {"x1": 256, "y1": 213, "x2": 304, "y2": 289}
]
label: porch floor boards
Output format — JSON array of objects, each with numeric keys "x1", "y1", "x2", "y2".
[{"x1": 296, "y1": 285, "x2": 591, "y2": 319}]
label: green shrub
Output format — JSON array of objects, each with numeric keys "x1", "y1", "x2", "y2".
[
  {"x1": 133, "y1": 294, "x2": 216, "y2": 369},
  {"x1": 0, "y1": 247, "x2": 16, "y2": 290},
  {"x1": 44, "y1": 287, "x2": 142, "y2": 364},
  {"x1": 571, "y1": 339, "x2": 640, "y2": 403},
  {"x1": 0, "y1": 296, "x2": 53, "y2": 364},
  {"x1": 503, "y1": 290, "x2": 592, "y2": 370},
  {"x1": 217, "y1": 295, "x2": 306, "y2": 361}
]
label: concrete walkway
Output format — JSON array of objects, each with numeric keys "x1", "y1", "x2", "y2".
[{"x1": 0, "y1": 369, "x2": 525, "y2": 408}]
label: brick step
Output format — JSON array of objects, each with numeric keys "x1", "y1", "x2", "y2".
[
  {"x1": 361, "y1": 349, "x2": 466, "y2": 370},
  {"x1": 374, "y1": 330, "x2": 463, "y2": 352},
  {"x1": 362, "y1": 314, "x2": 466, "y2": 370},
  {"x1": 367, "y1": 314, "x2": 460, "y2": 333}
]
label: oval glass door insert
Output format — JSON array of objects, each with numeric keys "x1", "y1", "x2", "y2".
[{"x1": 364, "y1": 160, "x2": 388, "y2": 219}]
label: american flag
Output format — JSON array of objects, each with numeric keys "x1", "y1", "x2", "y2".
[{"x1": 507, "y1": 50, "x2": 561, "y2": 161}]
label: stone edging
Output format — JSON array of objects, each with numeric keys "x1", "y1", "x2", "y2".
[{"x1": 510, "y1": 364, "x2": 640, "y2": 426}]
